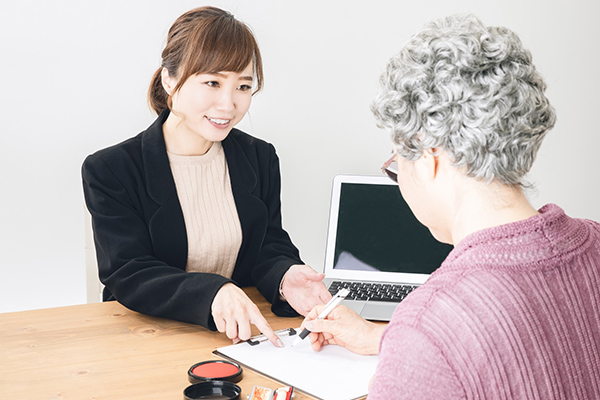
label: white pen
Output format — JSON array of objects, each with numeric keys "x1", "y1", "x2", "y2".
[{"x1": 291, "y1": 288, "x2": 350, "y2": 347}]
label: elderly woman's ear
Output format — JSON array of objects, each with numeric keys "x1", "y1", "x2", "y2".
[{"x1": 415, "y1": 148, "x2": 448, "y2": 183}]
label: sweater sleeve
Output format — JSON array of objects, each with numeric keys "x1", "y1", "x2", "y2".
[{"x1": 367, "y1": 322, "x2": 465, "y2": 400}]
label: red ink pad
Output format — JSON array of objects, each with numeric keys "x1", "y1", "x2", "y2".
[{"x1": 188, "y1": 360, "x2": 243, "y2": 384}]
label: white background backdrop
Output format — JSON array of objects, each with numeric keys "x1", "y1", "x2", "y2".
[{"x1": 1, "y1": 0, "x2": 598, "y2": 313}]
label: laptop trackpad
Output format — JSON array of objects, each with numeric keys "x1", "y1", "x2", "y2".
[
  {"x1": 342, "y1": 300, "x2": 366, "y2": 316},
  {"x1": 360, "y1": 302, "x2": 398, "y2": 321}
]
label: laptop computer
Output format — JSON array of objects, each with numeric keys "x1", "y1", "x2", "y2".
[{"x1": 322, "y1": 175, "x2": 454, "y2": 321}]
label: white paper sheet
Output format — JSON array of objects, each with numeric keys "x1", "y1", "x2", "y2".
[{"x1": 214, "y1": 329, "x2": 378, "y2": 400}]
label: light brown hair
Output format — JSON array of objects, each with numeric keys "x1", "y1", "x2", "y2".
[{"x1": 148, "y1": 6, "x2": 264, "y2": 115}]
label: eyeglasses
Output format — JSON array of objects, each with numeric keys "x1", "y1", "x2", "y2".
[{"x1": 382, "y1": 154, "x2": 398, "y2": 182}]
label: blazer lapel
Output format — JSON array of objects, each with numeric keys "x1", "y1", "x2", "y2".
[
  {"x1": 141, "y1": 110, "x2": 188, "y2": 269},
  {"x1": 142, "y1": 111, "x2": 177, "y2": 205},
  {"x1": 223, "y1": 131, "x2": 269, "y2": 282},
  {"x1": 222, "y1": 131, "x2": 257, "y2": 194}
]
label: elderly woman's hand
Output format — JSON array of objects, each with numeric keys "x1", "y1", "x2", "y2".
[
  {"x1": 280, "y1": 265, "x2": 332, "y2": 316},
  {"x1": 301, "y1": 304, "x2": 385, "y2": 355}
]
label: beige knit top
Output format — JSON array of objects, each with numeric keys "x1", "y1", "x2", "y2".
[{"x1": 167, "y1": 142, "x2": 242, "y2": 278}]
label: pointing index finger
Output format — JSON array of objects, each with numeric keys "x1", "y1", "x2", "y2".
[{"x1": 252, "y1": 316, "x2": 283, "y2": 348}]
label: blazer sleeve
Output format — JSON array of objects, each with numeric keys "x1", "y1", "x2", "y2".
[
  {"x1": 82, "y1": 152, "x2": 230, "y2": 330},
  {"x1": 251, "y1": 144, "x2": 303, "y2": 317}
]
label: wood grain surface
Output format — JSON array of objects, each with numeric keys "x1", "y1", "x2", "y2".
[{"x1": 0, "y1": 288, "x2": 317, "y2": 400}]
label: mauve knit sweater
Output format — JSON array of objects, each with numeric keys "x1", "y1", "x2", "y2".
[{"x1": 368, "y1": 204, "x2": 600, "y2": 399}]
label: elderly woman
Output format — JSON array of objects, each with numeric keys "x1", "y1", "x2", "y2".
[{"x1": 302, "y1": 14, "x2": 600, "y2": 399}]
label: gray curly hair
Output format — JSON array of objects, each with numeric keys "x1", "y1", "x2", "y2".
[{"x1": 371, "y1": 14, "x2": 556, "y2": 186}]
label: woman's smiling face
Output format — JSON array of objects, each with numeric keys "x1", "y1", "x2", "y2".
[{"x1": 166, "y1": 63, "x2": 254, "y2": 144}]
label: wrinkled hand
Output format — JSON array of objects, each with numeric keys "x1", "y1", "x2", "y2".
[
  {"x1": 281, "y1": 265, "x2": 331, "y2": 316},
  {"x1": 301, "y1": 304, "x2": 385, "y2": 355},
  {"x1": 211, "y1": 283, "x2": 283, "y2": 347}
]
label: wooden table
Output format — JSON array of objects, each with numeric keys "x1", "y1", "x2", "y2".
[{"x1": 0, "y1": 288, "x2": 313, "y2": 399}]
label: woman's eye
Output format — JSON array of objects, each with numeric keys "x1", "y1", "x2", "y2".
[
  {"x1": 238, "y1": 84, "x2": 252, "y2": 92},
  {"x1": 205, "y1": 81, "x2": 219, "y2": 88}
]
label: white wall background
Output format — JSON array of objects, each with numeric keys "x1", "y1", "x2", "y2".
[{"x1": 1, "y1": 0, "x2": 598, "y2": 313}]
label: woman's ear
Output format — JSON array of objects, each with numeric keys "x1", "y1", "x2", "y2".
[
  {"x1": 161, "y1": 68, "x2": 176, "y2": 95},
  {"x1": 420, "y1": 148, "x2": 440, "y2": 182}
]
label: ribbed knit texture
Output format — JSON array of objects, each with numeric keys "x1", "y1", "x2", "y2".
[
  {"x1": 368, "y1": 204, "x2": 600, "y2": 400},
  {"x1": 168, "y1": 142, "x2": 242, "y2": 278}
]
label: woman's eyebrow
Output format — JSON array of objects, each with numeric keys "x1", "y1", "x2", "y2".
[{"x1": 203, "y1": 72, "x2": 253, "y2": 81}]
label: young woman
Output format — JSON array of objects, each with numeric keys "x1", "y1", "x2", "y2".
[
  {"x1": 302, "y1": 14, "x2": 600, "y2": 398},
  {"x1": 82, "y1": 6, "x2": 330, "y2": 347}
]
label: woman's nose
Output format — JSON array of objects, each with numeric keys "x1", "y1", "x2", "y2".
[{"x1": 215, "y1": 89, "x2": 236, "y2": 112}]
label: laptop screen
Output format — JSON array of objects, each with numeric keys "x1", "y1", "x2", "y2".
[{"x1": 328, "y1": 177, "x2": 453, "y2": 277}]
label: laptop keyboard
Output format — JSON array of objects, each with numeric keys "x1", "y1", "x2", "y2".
[{"x1": 328, "y1": 280, "x2": 417, "y2": 303}]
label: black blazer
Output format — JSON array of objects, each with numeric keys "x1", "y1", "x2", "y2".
[{"x1": 82, "y1": 110, "x2": 301, "y2": 330}]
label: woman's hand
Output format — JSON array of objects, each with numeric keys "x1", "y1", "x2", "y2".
[
  {"x1": 301, "y1": 304, "x2": 385, "y2": 355},
  {"x1": 211, "y1": 283, "x2": 283, "y2": 347},
  {"x1": 280, "y1": 265, "x2": 332, "y2": 316}
]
